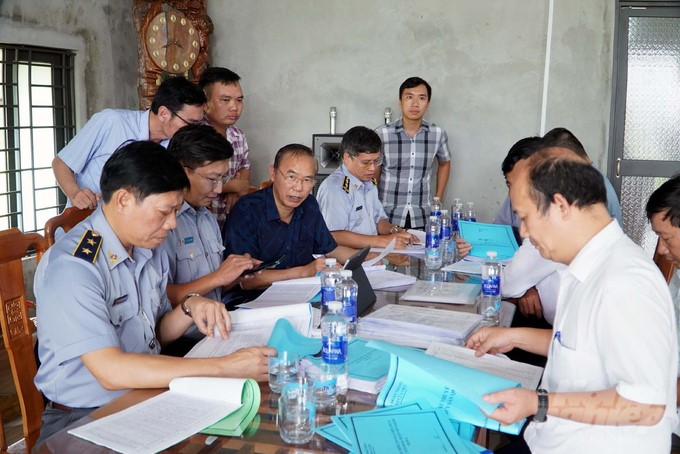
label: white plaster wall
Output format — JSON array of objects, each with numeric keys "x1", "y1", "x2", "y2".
[
  {"x1": 208, "y1": 0, "x2": 614, "y2": 222},
  {"x1": 0, "y1": 0, "x2": 139, "y2": 122}
]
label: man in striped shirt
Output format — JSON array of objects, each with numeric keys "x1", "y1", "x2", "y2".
[{"x1": 376, "y1": 77, "x2": 451, "y2": 229}]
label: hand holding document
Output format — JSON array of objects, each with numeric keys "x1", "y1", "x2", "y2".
[
  {"x1": 371, "y1": 340, "x2": 528, "y2": 435},
  {"x1": 186, "y1": 303, "x2": 312, "y2": 358}
]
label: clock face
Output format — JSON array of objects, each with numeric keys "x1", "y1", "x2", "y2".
[{"x1": 145, "y1": 10, "x2": 199, "y2": 74}]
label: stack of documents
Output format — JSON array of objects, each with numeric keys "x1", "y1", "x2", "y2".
[
  {"x1": 356, "y1": 304, "x2": 483, "y2": 348},
  {"x1": 316, "y1": 401, "x2": 490, "y2": 453},
  {"x1": 400, "y1": 280, "x2": 480, "y2": 305},
  {"x1": 302, "y1": 339, "x2": 391, "y2": 394}
]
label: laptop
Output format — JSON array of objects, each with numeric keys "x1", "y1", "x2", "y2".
[{"x1": 342, "y1": 246, "x2": 376, "y2": 317}]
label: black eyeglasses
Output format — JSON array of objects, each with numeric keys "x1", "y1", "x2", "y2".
[
  {"x1": 171, "y1": 110, "x2": 207, "y2": 126},
  {"x1": 184, "y1": 166, "x2": 230, "y2": 188}
]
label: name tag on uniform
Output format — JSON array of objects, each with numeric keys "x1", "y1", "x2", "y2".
[
  {"x1": 180, "y1": 236, "x2": 194, "y2": 245},
  {"x1": 112, "y1": 295, "x2": 128, "y2": 306}
]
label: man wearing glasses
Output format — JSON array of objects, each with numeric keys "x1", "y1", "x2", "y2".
[
  {"x1": 52, "y1": 76, "x2": 206, "y2": 210},
  {"x1": 317, "y1": 126, "x2": 416, "y2": 249},
  {"x1": 224, "y1": 144, "x2": 355, "y2": 291},
  {"x1": 160, "y1": 125, "x2": 260, "y2": 347}
]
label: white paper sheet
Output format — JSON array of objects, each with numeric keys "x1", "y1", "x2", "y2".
[
  {"x1": 186, "y1": 303, "x2": 311, "y2": 358},
  {"x1": 425, "y1": 342, "x2": 544, "y2": 390},
  {"x1": 237, "y1": 284, "x2": 320, "y2": 309},
  {"x1": 69, "y1": 377, "x2": 247, "y2": 454}
]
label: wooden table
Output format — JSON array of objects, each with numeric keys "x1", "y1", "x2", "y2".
[
  {"x1": 35, "y1": 384, "x2": 381, "y2": 453},
  {"x1": 35, "y1": 253, "x2": 495, "y2": 453}
]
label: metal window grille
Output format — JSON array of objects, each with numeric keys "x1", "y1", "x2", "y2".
[{"x1": 0, "y1": 44, "x2": 75, "y2": 233}]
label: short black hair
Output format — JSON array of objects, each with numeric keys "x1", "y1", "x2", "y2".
[
  {"x1": 341, "y1": 126, "x2": 382, "y2": 157},
  {"x1": 100, "y1": 141, "x2": 189, "y2": 203},
  {"x1": 198, "y1": 67, "x2": 241, "y2": 96},
  {"x1": 167, "y1": 124, "x2": 233, "y2": 169},
  {"x1": 399, "y1": 77, "x2": 432, "y2": 100},
  {"x1": 542, "y1": 127, "x2": 588, "y2": 159},
  {"x1": 501, "y1": 136, "x2": 543, "y2": 176},
  {"x1": 646, "y1": 174, "x2": 680, "y2": 228},
  {"x1": 527, "y1": 155, "x2": 606, "y2": 215},
  {"x1": 273, "y1": 143, "x2": 316, "y2": 171},
  {"x1": 150, "y1": 76, "x2": 207, "y2": 114}
]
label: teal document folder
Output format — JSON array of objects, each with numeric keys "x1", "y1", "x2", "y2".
[
  {"x1": 370, "y1": 340, "x2": 525, "y2": 435},
  {"x1": 458, "y1": 220, "x2": 519, "y2": 260}
]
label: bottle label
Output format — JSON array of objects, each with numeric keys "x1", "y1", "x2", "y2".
[
  {"x1": 482, "y1": 275, "x2": 500, "y2": 296},
  {"x1": 430, "y1": 209, "x2": 441, "y2": 217},
  {"x1": 321, "y1": 336, "x2": 347, "y2": 365},
  {"x1": 426, "y1": 232, "x2": 439, "y2": 248},
  {"x1": 441, "y1": 225, "x2": 451, "y2": 240},
  {"x1": 342, "y1": 296, "x2": 357, "y2": 322},
  {"x1": 321, "y1": 286, "x2": 335, "y2": 304}
]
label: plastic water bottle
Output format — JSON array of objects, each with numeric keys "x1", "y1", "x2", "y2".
[
  {"x1": 478, "y1": 251, "x2": 501, "y2": 326},
  {"x1": 320, "y1": 258, "x2": 341, "y2": 318},
  {"x1": 465, "y1": 202, "x2": 477, "y2": 222},
  {"x1": 321, "y1": 300, "x2": 349, "y2": 394},
  {"x1": 451, "y1": 199, "x2": 464, "y2": 234},
  {"x1": 334, "y1": 270, "x2": 358, "y2": 336},
  {"x1": 440, "y1": 209, "x2": 454, "y2": 264},
  {"x1": 425, "y1": 215, "x2": 442, "y2": 270},
  {"x1": 430, "y1": 196, "x2": 442, "y2": 219}
]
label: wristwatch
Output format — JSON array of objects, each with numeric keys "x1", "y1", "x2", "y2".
[
  {"x1": 181, "y1": 293, "x2": 200, "y2": 317},
  {"x1": 535, "y1": 389, "x2": 549, "y2": 422},
  {"x1": 390, "y1": 225, "x2": 402, "y2": 234}
]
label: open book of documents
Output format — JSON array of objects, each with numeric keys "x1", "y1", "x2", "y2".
[
  {"x1": 356, "y1": 304, "x2": 482, "y2": 348},
  {"x1": 186, "y1": 303, "x2": 311, "y2": 358},
  {"x1": 370, "y1": 340, "x2": 526, "y2": 435},
  {"x1": 426, "y1": 342, "x2": 544, "y2": 390},
  {"x1": 69, "y1": 377, "x2": 259, "y2": 454},
  {"x1": 400, "y1": 280, "x2": 480, "y2": 305},
  {"x1": 317, "y1": 401, "x2": 489, "y2": 453},
  {"x1": 458, "y1": 220, "x2": 519, "y2": 261}
]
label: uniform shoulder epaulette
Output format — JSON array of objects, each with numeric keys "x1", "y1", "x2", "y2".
[
  {"x1": 342, "y1": 176, "x2": 350, "y2": 194},
  {"x1": 72, "y1": 229, "x2": 103, "y2": 263}
]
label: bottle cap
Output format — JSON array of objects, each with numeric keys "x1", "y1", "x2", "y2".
[
  {"x1": 441, "y1": 209, "x2": 448, "y2": 215},
  {"x1": 325, "y1": 258, "x2": 337, "y2": 266},
  {"x1": 429, "y1": 215, "x2": 437, "y2": 221},
  {"x1": 340, "y1": 270, "x2": 352, "y2": 278},
  {"x1": 487, "y1": 251, "x2": 498, "y2": 259},
  {"x1": 327, "y1": 300, "x2": 342, "y2": 311}
]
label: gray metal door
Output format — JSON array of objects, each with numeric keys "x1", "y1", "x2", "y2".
[{"x1": 609, "y1": 3, "x2": 680, "y2": 255}]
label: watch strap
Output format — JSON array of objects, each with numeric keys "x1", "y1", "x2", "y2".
[
  {"x1": 181, "y1": 293, "x2": 200, "y2": 317},
  {"x1": 535, "y1": 388, "x2": 549, "y2": 422}
]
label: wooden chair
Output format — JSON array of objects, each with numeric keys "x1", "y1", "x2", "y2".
[
  {"x1": 0, "y1": 229, "x2": 48, "y2": 452},
  {"x1": 43, "y1": 207, "x2": 93, "y2": 247},
  {"x1": 653, "y1": 237, "x2": 676, "y2": 284}
]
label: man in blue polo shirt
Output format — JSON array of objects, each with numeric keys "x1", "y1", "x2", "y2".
[
  {"x1": 52, "y1": 76, "x2": 206, "y2": 209},
  {"x1": 224, "y1": 144, "x2": 355, "y2": 290}
]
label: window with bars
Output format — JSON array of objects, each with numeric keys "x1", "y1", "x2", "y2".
[{"x1": 0, "y1": 44, "x2": 75, "y2": 233}]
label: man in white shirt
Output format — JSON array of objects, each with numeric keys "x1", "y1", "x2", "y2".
[
  {"x1": 467, "y1": 148, "x2": 677, "y2": 453},
  {"x1": 645, "y1": 173, "x2": 680, "y2": 444}
]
